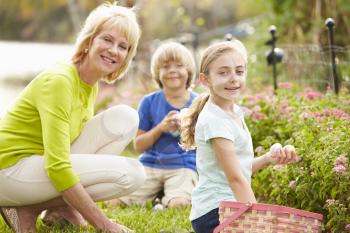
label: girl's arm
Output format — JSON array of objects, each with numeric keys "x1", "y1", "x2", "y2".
[
  {"x1": 212, "y1": 138, "x2": 257, "y2": 203},
  {"x1": 252, "y1": 153, "x2": 272, "y2": 174},
  {"x1": 134, "y1": 110, "x2": 179, "y2": 153}
]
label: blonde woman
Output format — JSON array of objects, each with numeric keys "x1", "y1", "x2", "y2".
[{"x1": 0, "y1": 3, "x2": 144, "y2": 233}]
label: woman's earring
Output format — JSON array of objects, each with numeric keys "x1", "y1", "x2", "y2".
[{"x1": 84, "y1": 48, "x2": 89, "y2": 54}]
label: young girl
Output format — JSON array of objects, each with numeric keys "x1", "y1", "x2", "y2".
[
  {"x1": 180, "y1": 40, "x2": 298, "y2": 233},
  {"x1": 116, "y1": 41, "x2": 198, "y2": 208}
]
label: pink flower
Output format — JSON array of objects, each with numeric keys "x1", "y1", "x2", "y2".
[
  {"x1": 251, "y1": 105, "x2": 261, "y2": 112},
  {"x1": 288, "y1": 180, "x2": 296, "y2": 189},
  {"x1": 322, "y1": 109, "x2": 332, "y2": 116},
  {"x1": 277, "y1": 103, "x2": 294, "y2": 115},
  {"x1": 252, "y1": 112, "x2": 267, "y2": 120},
  {"x1": 255, "y1": 146, "x2": 263, "y2": 154},
  {"x1": 331, "y1": 109, "x2": 350, "y2": 120},
  {"x1": 326, "y1": 199, "x2": 336, "y2": 206},
  {"x1": 299, "y1": 111, "x2": 313, "y2": 119},
  {"x1": 333, "y1": 164, "x2": 346, "y2": 174},
  {"x1": 253, "y1": 94, "x2": 265, "y2": 100},
  {"x1": 299, "y1": 90, "x2": 322, "y2": 100},
  {"x1": 346, "y1": 224, "x2": 350, "y2": 231},
  {"x1": 278, "y1": 82, "x2": 293, "y2": 89},
  {"x1": 334, "y1": 155, "x2": 348, "y2": 166},
  {"x1": 241, "y1": 106, "x2": 253, "y2": 116}
]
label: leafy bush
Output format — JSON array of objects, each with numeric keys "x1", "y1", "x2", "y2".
[{"x1": 244, "y1": 84, "x2": 350, "y2": 232}]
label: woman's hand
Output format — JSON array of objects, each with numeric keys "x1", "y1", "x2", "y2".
[
  {"x1": 116, "y1": 223, "x2": 134, "y2": 233},
  {"x1": 105, "y1": 221, "x2": 134, "y2": 233},
  {"x1": 266, "y1": 143, "x2": 300, "y2": 165}
]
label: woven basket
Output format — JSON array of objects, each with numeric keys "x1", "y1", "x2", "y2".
[{"x1": 214, "y1": 201, "x2": 323, "y2": 233}]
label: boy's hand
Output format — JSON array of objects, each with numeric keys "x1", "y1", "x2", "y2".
[
  {"x1": 159, "y1": 110, "x2": 181, "y2": 133},
  {"x1": 266, "y1": 143, "x2": 300, "y2": 165}
]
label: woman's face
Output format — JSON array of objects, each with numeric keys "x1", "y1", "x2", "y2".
[{"x1": 87, "y1": 25, "x2": 129, "y2": 77}]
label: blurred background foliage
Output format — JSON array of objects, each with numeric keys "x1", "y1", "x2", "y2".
[
  {"x1": 1, "y1": 0, "x2": 349, "y2": 45},
  {"x1": 1, "y1": 0, "x2": 349, "y2": 98}
]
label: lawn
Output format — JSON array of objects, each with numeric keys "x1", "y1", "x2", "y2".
[{"x1": 0, "y1": 202, "x2": 193, "y2": 232}]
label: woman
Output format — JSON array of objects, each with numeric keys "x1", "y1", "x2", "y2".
[{"x1": 0, "y1": 2, "x2": 144, "y2": 233}]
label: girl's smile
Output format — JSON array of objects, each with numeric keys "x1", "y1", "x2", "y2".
[{"x1": 204, "y1": 51, "x2": 247, "y2": 104}]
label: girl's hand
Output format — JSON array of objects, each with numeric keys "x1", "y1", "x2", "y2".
[{"x1": 267, "y1": 143, "x2": 300, "y2": 165}]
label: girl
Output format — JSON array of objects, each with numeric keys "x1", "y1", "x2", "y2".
[{"x1": 180, "y1": 40, "x2": 298, "y2": 233}]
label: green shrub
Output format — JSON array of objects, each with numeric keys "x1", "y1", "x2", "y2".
[{"x1": 244, "y1": 85, "x2": 350, "y2": 232}]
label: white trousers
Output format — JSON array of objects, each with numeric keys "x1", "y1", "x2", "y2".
[{"x1": 0, "y1": 105, "x2": 145, "y2": 206}]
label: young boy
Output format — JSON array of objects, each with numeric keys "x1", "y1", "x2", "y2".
[{"x1": 119, "y1": 41, "x2": 198, "y2": 208}]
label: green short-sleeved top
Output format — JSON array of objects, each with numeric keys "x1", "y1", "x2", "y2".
[{"x1": 0, "y1": 63, "x2": 98, "y2": 191}]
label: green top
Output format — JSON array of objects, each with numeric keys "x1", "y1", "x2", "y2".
[{"x1": 0, "y1": 63, "x2": 98, "y2": 192}]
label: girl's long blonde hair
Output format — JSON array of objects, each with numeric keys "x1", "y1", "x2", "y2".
[{"x1": 180, "y1": 40, "x2": 247, "y2": 150}]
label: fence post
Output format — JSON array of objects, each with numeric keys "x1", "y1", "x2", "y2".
[
  {"x1": 325, "y1": 18, "x2": 340, "y2": 94},
  {"x1": 270, "y1": 26, "x2": 277, "y2": 92}
]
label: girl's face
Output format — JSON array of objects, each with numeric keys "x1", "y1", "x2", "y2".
[
  {"x1": 87, "y1": 25, "x2": 129, "y2": 77},
  {"x1": 203, "y1": 51, "x2": 246, "y2": 102},
  {"x1": 159, "y1": 60, "x2": 189, "y2": 90}
]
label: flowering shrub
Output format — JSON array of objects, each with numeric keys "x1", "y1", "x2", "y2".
[{"x1": 243, "y1": 85, "x2": 350, "y2": 232}]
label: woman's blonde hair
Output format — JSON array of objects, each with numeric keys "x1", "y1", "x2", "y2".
[
  {"x1": 150, "y1": 42, "x2": 196, "y2": 89},
  {"x1": 180, "y1": 40, "x2": 248, "y2": 150},
  {"x1": 72, "y1": 2, "x2": 141, "y2": 83}
]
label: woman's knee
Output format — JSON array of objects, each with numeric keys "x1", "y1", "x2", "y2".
[
  {"x1": 102, "y1": 105, "x2": 139, "y2": 140},
  {"x1": 123, "y1": 159, "x2": 146, "y2": 191}
]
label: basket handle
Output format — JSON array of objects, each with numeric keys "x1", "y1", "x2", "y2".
[{"x1": 213, "y1": 202, "x2": 252, "y2": 233}]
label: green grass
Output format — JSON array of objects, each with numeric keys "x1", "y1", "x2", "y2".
[{"x1": 0, "y1": 202, "x2": 193, "y2": 233}]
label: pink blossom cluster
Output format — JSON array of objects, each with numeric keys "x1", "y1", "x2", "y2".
[
  {"x1": 288, "y1": 180, "x2": 296, "y2": 189},
  {"x1": 299, "y1": 89, "x2": 322, "y2": 100},
  {"x1": 346, "y1": 224, "x2": 350, "y2": 231},
  {"x1": 244, "y1": 91, "x2": 276, "y2": 106},
  {"x1": 299, "y1": 108, "x2": 350, "y2": 121},
  {"x1": 299, "y1": 110, "x2": 313, "y2": 119},
  {"x1": 326, "y1": 199, "x2": 337, "y2": 207},
  {"x1": 333, "y1": 155, "x2": 348, "y2": 174},
  {"x1": 277, "y1": 103, "x2": 294, "y2": 116},
  {"x1": 278, "y1": 82, "x2": 293, "y2": 89},
  {"x1": 254, "y1": 146, "x2": 263, "y2": 155},
  {"x1": 241, "y1": 105, "x2": 267, "y2": 120}
]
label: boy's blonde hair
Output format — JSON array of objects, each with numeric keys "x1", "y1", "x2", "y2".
[
  {"x1": 150, "y1": 42, "x2": 196, "y2": 89},
  {"x1": 181, "y1": 40, "x2": 248, "y2": 150},
  {"x1": 72, "y1": 2, "x2": 141, "y2": 83}
]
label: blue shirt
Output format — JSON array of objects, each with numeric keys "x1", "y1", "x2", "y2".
[
  {"x1": 138, "y1": 90, "x2": 197, "y2": 171},
  {"x1": 190, "y1": 101, "x2": 254, "y2": 220}
]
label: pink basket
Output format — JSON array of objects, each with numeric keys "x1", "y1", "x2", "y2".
[{"x1": 214, "y1": 201, "x2": 323, "y2": 233}]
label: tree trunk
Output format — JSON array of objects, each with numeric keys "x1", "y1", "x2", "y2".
[{"x1": 66, "y1": 0, "x2": 82, "y2": 34}]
